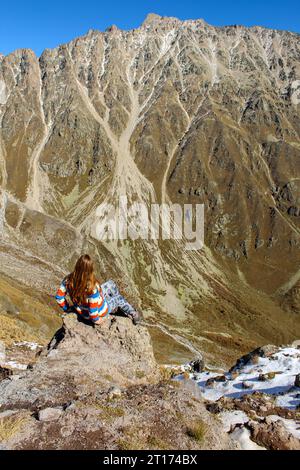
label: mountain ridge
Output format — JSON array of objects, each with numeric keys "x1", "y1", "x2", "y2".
[{"x1": 2, "y1": 13, "x2": 300, "y2": 61}]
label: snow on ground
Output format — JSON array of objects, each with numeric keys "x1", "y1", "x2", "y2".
[
  {"x1": 266, "y1": 415, "x2": 300, "y2": 440},
  {"x1": 230, "y1": 426, "x2": 266, "y2": 450},
  {"x1": 177, "y1": 346, "x2": 300, "y2": 448},
  {"x1": 3, "y1": 361, "x2": 27, "y2": 370},
  {"x1": 219, "y1": 410, "x2": 250, "y2": 433},
  {"x1": 193, "y1": 347, "x2": 300, "y2": 408}
]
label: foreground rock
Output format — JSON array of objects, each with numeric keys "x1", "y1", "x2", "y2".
[
  {"x1": 0, "y1": 315, "x2": 159, "y2": 411},
  {"x1": 38, "y1": 407, "x2": 63, "y2": 422},
  {"x1": 44, "y1": 314, "x2": 159, "y2": 385},
  {"x1": 0, "y1": 315, "x2": 237, "y2": 450}
]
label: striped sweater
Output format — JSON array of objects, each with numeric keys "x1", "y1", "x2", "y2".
[{"x1": 55, "y1": 277, "x2": 109, "y2": 322}]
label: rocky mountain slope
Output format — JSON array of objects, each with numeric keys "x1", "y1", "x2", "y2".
[
  {"x1": 0, "y1": 13, "x2": 300, "y2": 363},
  {"x1": 0, "y1": 314, "x2": 299, "y2": 450}
]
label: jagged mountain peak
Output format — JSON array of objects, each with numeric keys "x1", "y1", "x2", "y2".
[
  {"x1": 142, "y1": 13, "x2": 163, "y2": 25},
  {"x1": 141, "y1": 12, "x2": 181, "y2": 26}
]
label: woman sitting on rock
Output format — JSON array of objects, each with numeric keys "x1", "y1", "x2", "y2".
[{"x1": 55, "y1": 254, "x2": 141, "y2": 326}]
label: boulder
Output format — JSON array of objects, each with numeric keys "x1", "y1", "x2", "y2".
[
  {"x1": 295, "y1": 374, "x2": 300, "y2": 388},
  {"x1": 205, "y1": 375, "x2": 226, "y2": 387},
  {"x1": 108, "y1": 385, "x2": 122, "y2": 400},
  {"x1": 258, "y1": 372, "x2": 276, "y2": 381},
  {"x1": 0, "y1": 315, "x2": 160, "y2": 411},
  {"x1": 230, "y1": 370, "x2": 240, "y2": 380},
  {"x1": 45, "y1": 315, "x2": 159, "y2": 384},
  {"x1": 241, "y1": 381, "x2": 253, "y2": 390},
  {"x1": 38, "y1": 407, "x2": 63, "y2": 422}
]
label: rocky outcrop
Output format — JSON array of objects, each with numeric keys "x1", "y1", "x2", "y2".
[
  {"x1": 207, "y1": 392, "x2": 298, "y2": 421},
  {"x1": 45, "y1": 314, "x2": 159, "y2": 385},
  {"x1": 0, "y1": 315, "x2": 159, "y2": 412},
  {"x1": 248, "y1": 418, "x2": 300, "y2": 450},
  {"x1": 230, "y1": 344, "x2": 279, "y2": 371}
]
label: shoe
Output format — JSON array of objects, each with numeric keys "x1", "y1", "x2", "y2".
[{"x1": 131, "y1": 311, "x2": 142, "y2": 326}]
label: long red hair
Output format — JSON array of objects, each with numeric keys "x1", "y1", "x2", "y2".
[{"x1": 67, "y1": 254, "x2": 98, "y2": 305}]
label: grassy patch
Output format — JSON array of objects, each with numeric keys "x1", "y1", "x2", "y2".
[
  {"x1": 0, "y1": 314, "x2": 39, "y2": 346},
  {"x1": 103, "y1": 374, "x2": 113, "y2": 382},
  {"x1": 0, "y1": 415, "x2": 29, "y2": 442},
  {"x1": 0, "y1": 275, "x2": 60, "y2": 346},
  {"x1": 117, "y1": 437, "x2": 145, "y2": 450},
  {"x1": 94, "y1": 404, "x2": 125, "y2": 421},
  {"x1": 147, "y1": 435, "x2": 169, "y2": 450},
  {"x1": 159, "y1": 366, "x2": 177, "y2": 381},
  {"x1": 117, "y1": 425, "x2": 146, "y2": 450},
  {"x1": 135, "y1": 370, "x2": 146, "y2": 379},
  {"x1": 186, "y1": 420, "x2": 207, "y2": 443}
]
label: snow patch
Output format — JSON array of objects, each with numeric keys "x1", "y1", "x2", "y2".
[
  {"x1": 194, "y1": 347, "x2": 300, "y2": 408},
  {"x1": 14, "y1": 341, "x2": 41, "y2": 351},
  {"x1": 230, "y1": 426, "x2": 266, "y2": 450},
  {"x1": 219, "y1": 410, "x2": 250, "y2": 433},
  {"x1": 179, "y1": 346, "x2": 300, "y2": 449},
  {"x1": 3, "y1": 361, "x2": 27, "y2": 370},
  {"x1": 160, "y1": 30, "x2": 176, "y2": 56},
  {"x1": 267, "y1": 415, "x2": 300, "y2": 440}
]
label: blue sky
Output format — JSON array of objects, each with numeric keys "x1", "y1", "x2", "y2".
[{"x1": 1, "y1": 0, "x2": 299, "y2": 56}]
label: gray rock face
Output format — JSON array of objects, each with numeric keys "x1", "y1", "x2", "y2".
[
  {"x1": 0, "y1": 315, "x2": 159, "y2": 411},
  {"x1": 1, "y1": 17, "x2": 299, "y2": 268},
  {"x1": 45, "y1": 315, "x2": 159, "y2": 383}
]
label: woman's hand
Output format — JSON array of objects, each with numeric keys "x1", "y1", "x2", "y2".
[{"x1": 93, "y1": 318, "x2": 104, "y2": 325}]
